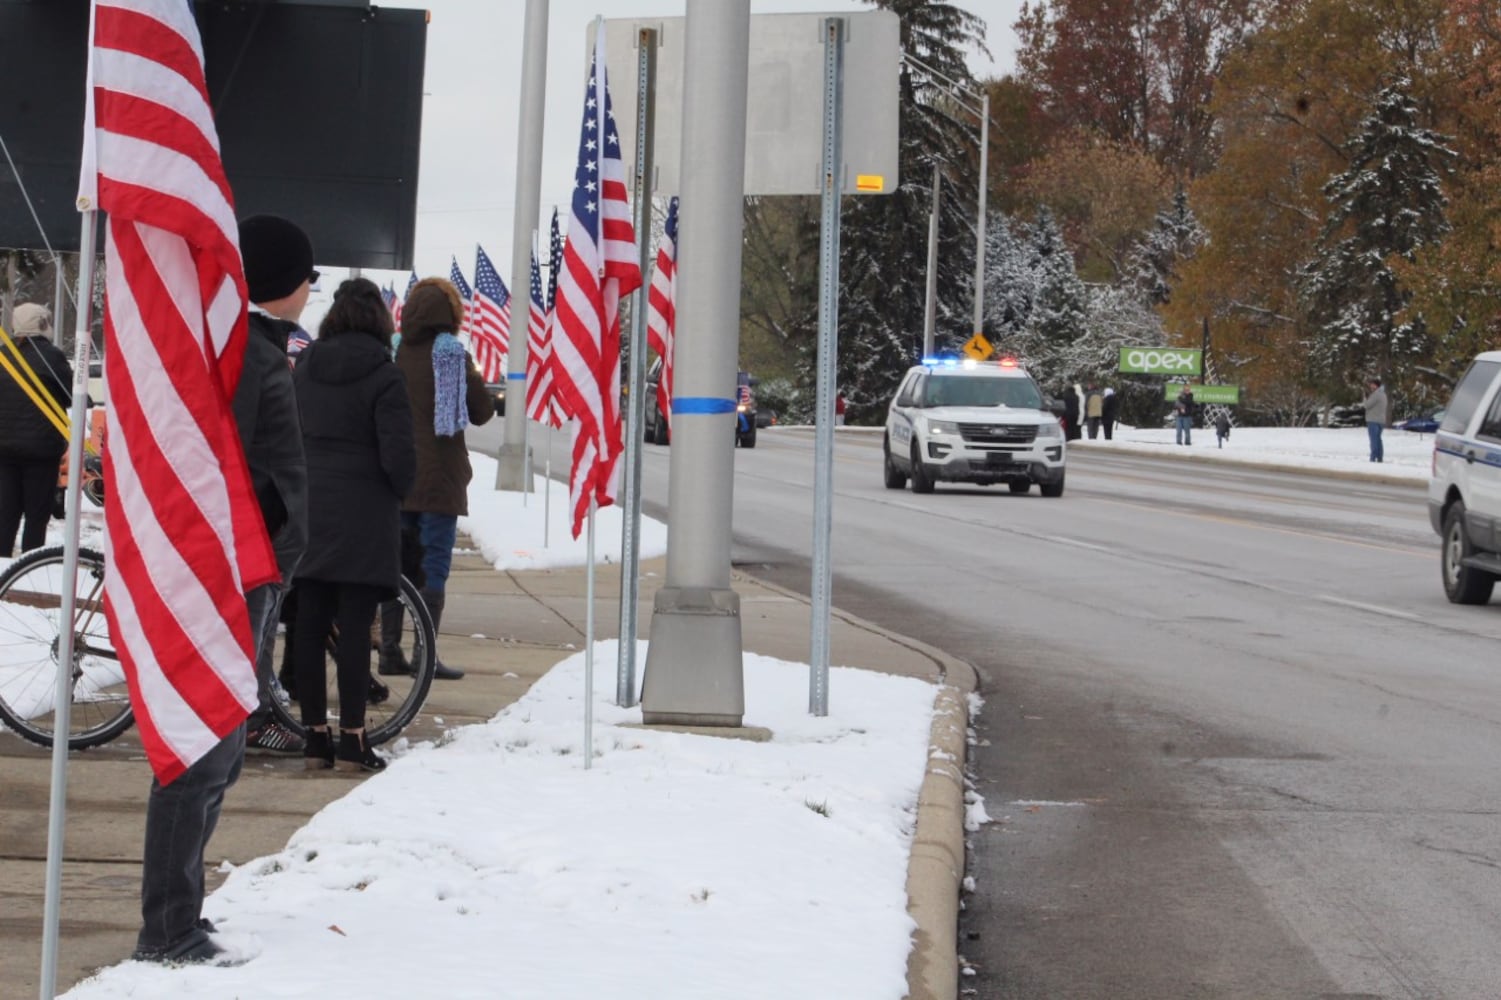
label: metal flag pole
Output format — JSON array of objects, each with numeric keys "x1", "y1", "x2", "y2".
[
  {"x1": 543, "y1": 422, "x2": 552, "y2": 546},
  {"x1": 39, "y1": 209, "x2": 98, "y2": 1000},
  {"x1": 584, "y1": 496, "x2": 596, "y2": 768},
  {"x1": 522, "y1": 231, "x2": 539, "y2": 509},
  {"x1": 617, "y1": 26, "x2": 658, "y2": 709},
  {"x1": 808, "y1": 16, "x2": 846, "y2": 717}
]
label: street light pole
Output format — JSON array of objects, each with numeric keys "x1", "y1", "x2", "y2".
[
  {"x1": 903, "y1": 54, "x2": 991, "y2": 343},
  {"x1": 923, "y1": 161, "x2": 940, "y2": 358}
]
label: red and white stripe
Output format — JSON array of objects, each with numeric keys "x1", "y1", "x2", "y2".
[
  {"x1": 85, "y1": 0, "x2": 276, "y2": 784},
  {"x1": 552, "y1": 32, "x2": 642, "y2": 537},
  {"x1": 471, "y1": 299, "x2": 509, "y2": 383},
  {"x1": 645, "y1": 203, "x2": 678, "y2": 435}
]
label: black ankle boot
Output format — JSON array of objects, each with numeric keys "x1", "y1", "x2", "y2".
[
  {"x1": 420, "y1": 588, "x2": 465, "y2": 680},
  {"x1": 336, "y1": 729, "x2": 386, "y2": 773},
  {"x1": 304, "y1": 729, "x2": 335, "y2": 771}
]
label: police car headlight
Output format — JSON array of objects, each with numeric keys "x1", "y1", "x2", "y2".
[
  {"x1": 1036, "y1": 420, "x2": 1062, "y2": 439},
  {"x1": 927, "y1": 419, "x2": 960, "y2": 436}
]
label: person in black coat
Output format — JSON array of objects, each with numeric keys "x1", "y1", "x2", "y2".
[
  {"x1": 1101, "y1": 387, "x2": 1120, "y2": 441},
  {"x1": 1060, "y1": 385, "x2": 1082, "y2": 441},
  {"x1": 0, "y1": 303, "x2": 72, "y2": 556},
  {"x1": 291, "y1": 278, "x2": 416, "y2": 773}
]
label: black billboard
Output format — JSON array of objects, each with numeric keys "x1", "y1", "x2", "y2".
[{"x1": 0, "y1": 1, "x2": 427, "y2": 270}]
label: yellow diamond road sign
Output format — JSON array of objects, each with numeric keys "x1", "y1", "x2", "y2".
[{"x1": 963, "y1": 332, "x2": 993, "y2": 361}]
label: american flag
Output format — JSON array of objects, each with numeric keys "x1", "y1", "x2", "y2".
[
  {"x1": 552, "y1": 32, "x2": 641, "y2": 537},
  {"x1": 381, "y1": 283, "x2": 397, "y2": 315},
  {"x1": 525, "y1": 210, "x2": 565, "y2": 428},
  {"x1": 394, "y1": 271, "x2": 417, "y2": 330},
  {"x1": 470, "y1": 245, "x2": 510, "y2": 382},
  {"x1": 646, "y1": 197, "x2": 679, "y2": 435},
  {"x1": 449, "y1": 256, "x2": 474, "y2": 342},
  {"x1": 81, "y1": 0, "x2": 278, "y2": 784}
]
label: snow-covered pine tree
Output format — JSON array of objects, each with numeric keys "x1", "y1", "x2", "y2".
[
  {"x1": 1126, "y1": 188, "x2": 1206, "y2": 306},
  {"x1": 1299, "y1": 78, "x2": 1456, "y2": 389}
]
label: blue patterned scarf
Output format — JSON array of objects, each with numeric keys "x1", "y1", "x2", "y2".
[{"x1": 432, "y1": 332, "x2": 468, "y2": 437}]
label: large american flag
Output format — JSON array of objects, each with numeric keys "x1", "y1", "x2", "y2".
[
  {"x1": 525, "y1": 210, "x2": 565, "y2": 427},
  {"x1": 470, "y1": 244, "x2": 510, "y2": 382},
  {"x1": 646, "y1": 197, "x2": 679, "y2": 435},
  {"x1": 81, "y1": 0, "x2": 278, "y2": 784},
  {"x1": 449, "y1": 256, "x2": 474, "y2": 343},
  {"x1": 552, "y1": 32, "x2": 641, "y2": 537}
]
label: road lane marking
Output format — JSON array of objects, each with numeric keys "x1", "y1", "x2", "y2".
[{"x1": 1315, "y1": 595, "x2": 1422, "y2": 621}]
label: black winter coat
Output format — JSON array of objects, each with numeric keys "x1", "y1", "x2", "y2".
[
  {"x1": 232, "y1": 312, "x2": 309, "y2": 583},
  {"x1": 292, "y1": 333, "x2": 416, "y2": 598},
  {"x1": 0, "y1": 335, "x2": 72, "y2": 462}
]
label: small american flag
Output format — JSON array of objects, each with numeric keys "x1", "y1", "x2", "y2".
[
  {"x1": 646, "y1": 197, "x2": 679, "y2": 434},
  {"x1": 525, "y1": 211, "x2": 565, "y2": 428},
  {"x1": 381, "y1": 283, "x2": 397, "y2": 315},
  {"x1": 81, "y1": 0, "x2": 278, "y2": 784},
  {"x1": 471, "y1": 245, "x2": 510, "y2": 382},
  {"x1": 394, "y1": 271, "x2": 417, "y2": 330},
  {"x1": 552, "y1": 30, "x2": 641, "y2": 537},
  {"x1": 449, "y1": 256, "x2": 474, "y2": 343}
]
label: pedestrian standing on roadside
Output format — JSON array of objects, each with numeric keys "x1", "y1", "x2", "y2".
[
  {"x1": 1084, "y1": 384, "x2": 1103, "y2": 439},
  {"x1": 0, "y1": 303, "x2": 71, "y2": 557},
  {"x1": 390, "y1": 277, "x2": 494, "y2": 682},
  {"x1": 1101, "y1": 387, "x2": 1119, "y2": 440},
  {"x1": 1061, "y1": 384, "x2": 1081, "y2": 441},
  {"x1": 1362, "y1": 377, "x2": 1387, "y2": 463},
  {"x1": 292, "y1": 278, "x2": 415, "y2": 773},
  {"x1": 1174, "y1": 385, "x2": 1196, "y2": 446},
  {"x1": 234, "y1": 214, "x2": 313, "y2": 756}
]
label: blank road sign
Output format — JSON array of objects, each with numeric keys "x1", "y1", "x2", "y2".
[{"x1": 598, "y1": 11, "x2": 900, "y2": 197}]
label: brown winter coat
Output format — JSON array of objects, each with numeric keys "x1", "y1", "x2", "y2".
[{"x1": 396, "y1": 277, "x2": 494, "y2": 516}]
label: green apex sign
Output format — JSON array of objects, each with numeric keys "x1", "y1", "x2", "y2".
[
  {"x1": 1164, "y1": 383, "x2": 1240, "y2": 404},
  {"x1": 1118, "y1": 346, "x2": 1202, "y2": 375}
]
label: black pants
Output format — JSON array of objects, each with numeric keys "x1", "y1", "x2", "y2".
[
  {"x1": 0, "y1": 458, "x2": 59, "y2": 557},
  {"x1": 292, "y1": 579, "x2": 381, "y2": 731}
]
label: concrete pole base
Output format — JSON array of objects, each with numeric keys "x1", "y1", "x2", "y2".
[
  {"x1": 641, "y1": 586, "x2": 744, "y2": 726},
  {"x1": 494, "y1": 443, "x2": 532, "y2": 491}
]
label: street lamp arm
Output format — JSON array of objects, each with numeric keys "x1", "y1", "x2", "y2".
[{"x1": 902, "y1": 51, "x2": 980, "y2": 101}]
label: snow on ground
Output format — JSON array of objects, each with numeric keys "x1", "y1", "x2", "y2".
[{"x1": 1078, "y1": 424, "x2": 1433, "y2": 481}]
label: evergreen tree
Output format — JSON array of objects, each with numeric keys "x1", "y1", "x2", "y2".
[
  {"x1": 1299, "y1": 78, "x2": 1456, "y2": 387},
  {"x1": 829, "y1": 0, "x2": 990, "y2": 424},
  {"x1": 1126, "y1": 189, "x2": 1206, "y2": 305},
  {"x1": 982, "y1": 211, "x2": 1035, "y2": 341},
  {"x1": 1020, "y1": 207, "x2": 1088, "y2": 377}
]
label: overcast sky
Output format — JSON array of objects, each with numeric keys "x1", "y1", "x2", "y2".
[{"x1": 352, "y1": 0, "x2": 1018, "y2": 295}]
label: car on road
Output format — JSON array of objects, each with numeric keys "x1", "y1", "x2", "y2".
[
  {"x1": 1428, "y1": 352, "x2": 1501, "y2": 603},
  {"x1": 883, "y1": 357, "x2": 1066, "y2": 496},
  {"x1": 644, "y1": 359, "x2": 758, "y2": 448}
]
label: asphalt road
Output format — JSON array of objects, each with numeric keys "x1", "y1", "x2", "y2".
[{"x1": 473, "y1": 420, "x2": 1501, "y2": 998}]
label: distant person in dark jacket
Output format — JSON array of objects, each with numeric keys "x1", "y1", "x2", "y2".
[
  {"x1": 1214, "y1": 411, "x2": 1231, "y2": 449},
  {"x1": 0, "y1": 303, "x2": 71, "y2": 556},
  {"x1": 1101, "y1": 387, "x2": 1119, "y2": 440},
  {"x1": 1061, "y1": 385, "x2": 1082, "y2": 441},
  {"x1": 292, "y1": 278, "x2": 416, "y2": 773},
  {"x1": 388, "y1": 277, "x2": 494, "y2": 682},
  {"x1": 1174, "y1": 386, "x2": 1196, "y2": 446}
]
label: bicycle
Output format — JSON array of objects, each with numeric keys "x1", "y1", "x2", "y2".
[{"x1": 0, "y1": 544, "x2": 436, "y2": 750}]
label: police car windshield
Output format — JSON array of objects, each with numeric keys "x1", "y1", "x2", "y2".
[{"x1": 923, "y1": 374, "x2": 1042, "y2": 409}]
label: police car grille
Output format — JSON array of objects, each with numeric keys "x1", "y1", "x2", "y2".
[{"x1": 958, "y1": 423, "x2": 1037, "y2": 444}]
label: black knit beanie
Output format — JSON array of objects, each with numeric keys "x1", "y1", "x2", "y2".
[{"x1": 238, "y1": 214, "x2": 314, "y2": 304}]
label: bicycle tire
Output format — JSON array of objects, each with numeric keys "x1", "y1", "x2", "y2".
[
  {"x1": 0, "y1": 545, "x2": 133, "y2": 749},
  {"x1": 269, "y1": 575, "x2": 436, "y2": 747}
]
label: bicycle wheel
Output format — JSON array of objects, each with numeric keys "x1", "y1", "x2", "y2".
[
  {"x1": 0, "y1": 546, "x2": 132, "y2": 749},
  {"x1": 269, "y1": 575, "x2": 436, "y2": 747}
]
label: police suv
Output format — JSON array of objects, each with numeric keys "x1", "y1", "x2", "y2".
[
  {"x1": 883, "y1": 357, "x2": 1066, "y2": 496},
  {"x1": 1428, "y1": 350, "x2": 1501, "y2": 603}
]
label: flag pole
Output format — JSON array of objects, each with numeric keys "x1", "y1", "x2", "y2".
[
  {"x1": 584, "y1": 495, "x2": 596, "y2": 769},
  {"x1": 39, "y1": 208, "x2": 98, "y2": 1000},
  {"x1": 543, "y1": 422, "x2": 552, "y2": 547}
]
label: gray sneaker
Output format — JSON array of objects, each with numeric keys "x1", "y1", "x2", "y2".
[{"x1": 246, "y1": 720, "x2": 305, "y2": 755}]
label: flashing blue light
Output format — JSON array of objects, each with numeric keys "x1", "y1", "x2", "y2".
[{"x1": 920, "y1": 356, "x2": 959, "y2": 367}]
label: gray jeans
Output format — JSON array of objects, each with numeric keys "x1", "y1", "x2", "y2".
[{"x1": 135, "y1": 583, "x2": 274, "y2": 956}]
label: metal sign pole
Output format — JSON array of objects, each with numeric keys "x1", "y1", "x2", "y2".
[
  {"x1": 972, "y1": 91, "x2": 989, "y2": 336},
  {"x1": 809, "y1": 17, "x2": 845, "y2": 717},
  {"x1": 39, "y1": 210, "x2": 97, "y2": 1000},
  {"x1": 617, "y1": 27, "x2": 657, "y2": 708}
]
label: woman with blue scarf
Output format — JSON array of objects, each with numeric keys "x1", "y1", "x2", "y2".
[{"x1": 383, "y1": 277, "x2": 494, "y2": 681}]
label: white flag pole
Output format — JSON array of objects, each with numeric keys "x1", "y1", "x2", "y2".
[
  {"x1": 543, "y1": 422, "x2": 552, "y2": 547},
  {"x1": 584, "y1": 496, "x2": 596, "y2": 769}
]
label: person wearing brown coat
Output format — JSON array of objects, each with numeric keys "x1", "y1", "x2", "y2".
[{"x1": 385, "y1": 277, "x2": 493, "y2": 681}]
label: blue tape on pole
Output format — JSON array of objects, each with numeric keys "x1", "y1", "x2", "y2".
[
  {"x1": 507, "y1": 372, "x2": 527, "y2": 380},
  {"x1": 672, "y1": 397, "x2": 736, "y2": 415}
]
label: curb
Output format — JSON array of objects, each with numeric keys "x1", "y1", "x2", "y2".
[
  {"x1": 1065, "y1": 439, "x2": 1427, "y2": 489},
  {"x1": 730, "y1": 567, "x2": 979, "y2": 1000}
]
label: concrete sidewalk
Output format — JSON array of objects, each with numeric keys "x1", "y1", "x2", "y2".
[{"x1": 0, "y1": 548, "x2": 976, "y2": 999}]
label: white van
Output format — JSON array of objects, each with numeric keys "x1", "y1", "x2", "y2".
[{"x1": 1428, "y1": 351, "x2": 1501, "y2": 603}]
